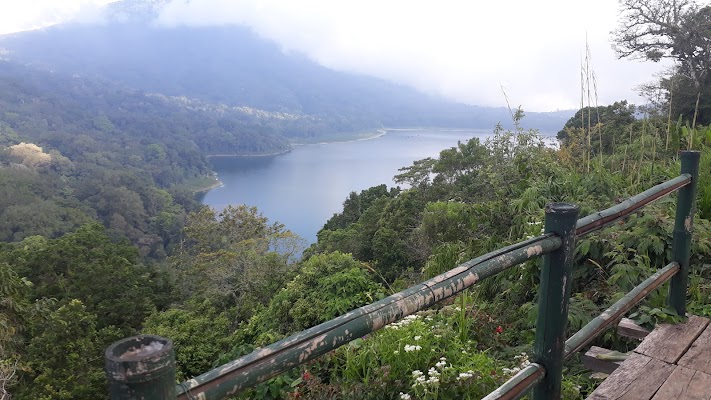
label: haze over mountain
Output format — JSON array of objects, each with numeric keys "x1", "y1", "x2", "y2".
[{"x1": 0, "y1": 0, "x2": 572, "y2": 137}]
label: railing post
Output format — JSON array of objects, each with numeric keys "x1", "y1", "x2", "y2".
[
  {"x1": 105, "y1": 335, "x2": 177, "y2": 400},
  {"x1": 533, "y1": 203, "x2": 579, "y2": 400},
  {"x1": 668, "y1": 150, "x2": 701, "y2": 316}
]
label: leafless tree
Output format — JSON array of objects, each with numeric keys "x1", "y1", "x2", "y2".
[
  {"x1": 613, "y1": 0, "x2": 711, "y2": 90},
  {"x1": 0, "y1": 360, "x2": 18, "y2": 400}
]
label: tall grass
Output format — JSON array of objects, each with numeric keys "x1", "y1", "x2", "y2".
[{"x1": 580, "y1": 38, "x2": 602, "y2": 172}]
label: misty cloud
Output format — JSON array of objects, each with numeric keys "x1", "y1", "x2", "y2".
[
  {"x1": 0, "y1": 1, "x2": 113, "y2": 35},
  {"x1": 150, "y1": 0, "x2": 670, "y2": 112},
  {"x1": 0, "y1": 0, "x2": 670, "y2": 111}
]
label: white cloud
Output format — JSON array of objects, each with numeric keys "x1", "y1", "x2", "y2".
[
  {"x1": 0, "y1": 1, "x2": 112, "y2": 35},
  {"x1": 2, "y1": 0, "x2": 671, "y2": 111},
  {"x1": 154, "y1": 0, "x2": 670, "y2": 111}
]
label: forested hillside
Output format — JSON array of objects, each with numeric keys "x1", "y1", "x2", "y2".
[{"x1": 0, "y1": 60, "x2": 301, "y2": 259}]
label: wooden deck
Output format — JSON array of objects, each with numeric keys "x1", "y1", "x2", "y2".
[{"x1": 588, "y1": 315, "x2": 711, "y2": 400}]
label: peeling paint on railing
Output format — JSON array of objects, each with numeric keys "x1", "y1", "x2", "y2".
[{"x1": 174, "y1": 235, "x2": 562, "y2": 399}]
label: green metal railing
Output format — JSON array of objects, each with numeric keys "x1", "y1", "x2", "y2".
[{"x1": 105, "y1": 151, "x2": 700, "y2": 400}]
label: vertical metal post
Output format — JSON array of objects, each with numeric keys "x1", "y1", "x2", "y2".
[
  {"x1": 533, "y1": 203, "x2": 579, "y2": 400},
  {"x1": 668, "y1": 150, "x2": 701, "y2": 315},
  {"x1": 105, "y1": 335, "x2": 177, "y2": 400}
]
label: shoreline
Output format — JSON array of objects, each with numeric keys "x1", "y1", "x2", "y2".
[
  {"x1": 191, "y1": 177, "x2": 224, "y2": 194},
  {"x1": 204, "y1": 129, "x2": 388, "y2": 159},
  {"x1": 206, "y1": 148, "x2": 292, "y2": 158},
  {"x1": 290, "y1": 129, "x2": 387, "y2": 146}
]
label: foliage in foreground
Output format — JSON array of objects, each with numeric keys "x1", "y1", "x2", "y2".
[{"x1": 2, "y1": 103, "x2": 711, "y2": 399}]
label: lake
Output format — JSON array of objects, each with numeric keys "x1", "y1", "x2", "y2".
[{"x1": 199, "y1": 128, "x2": 493, "y2": 243}]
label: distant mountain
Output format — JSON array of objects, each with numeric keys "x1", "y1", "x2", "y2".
[{"x1": 0, "y1": 0, "x2": 572, "y2": 137}]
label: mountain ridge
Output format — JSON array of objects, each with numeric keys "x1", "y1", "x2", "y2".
[{"x1": 0, "y1": 1, "x2": 573, "y2": 136}]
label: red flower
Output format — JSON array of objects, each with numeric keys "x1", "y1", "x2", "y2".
[
  {"x1": 495, "y1": 326, "x2": 503, "y2": 334},
  {"x1": 302, "y1": 371, "x2": 311, "y2": 381}
]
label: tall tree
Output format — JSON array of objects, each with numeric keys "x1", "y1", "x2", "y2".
[
  {"x1": 2, "y1": 224, "x2": 170, "y2": 331},
  {"x1": 556, "y1": 101, "x2": 637, "y2": 151},
  {"x1": 17, "y1": 300, "x2": 121, "y2": 400},
  {"x1": 172, "y1": 206, "x2": 303, "y2": 314},
  {"x1": 614, "y1": 0, "x2": 711, "y2": 89},
  {"x1": 613, "y1": 0, "x2": 711, "y2": 123}
]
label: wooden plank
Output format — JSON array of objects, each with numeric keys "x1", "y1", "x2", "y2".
[
  {"x1": 678, "y1": 323, "x2": 711, "y2": 375},
  {"x1": 618, "y1": 318, "x2": 651, "y2": 340},
  {"x1": 652, "y1": 366, "x2": 711, "y2": 400},
  {"x1": 635, "y1": 315, "x2": 710, "y2": 364},
  {"x1": 583, "y1": 346, "x2": 625, "y2": 374},
  {"x1": 586, "y1": 353, "x2": 674, "y2": 400}
]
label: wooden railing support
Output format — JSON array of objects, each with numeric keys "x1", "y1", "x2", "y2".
[
  {"x1": 105, "y1": 335, "x2": 176, "y2": 400},
  {"x1": 668, "y1": 150, "x2": 700, "y2": 316},
  {"x1": 532, "y1": 203, "x2": 579, "y2": 400}
]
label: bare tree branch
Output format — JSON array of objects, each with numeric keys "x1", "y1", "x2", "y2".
[
  {"x1": 0, "y1": 359, "x2": 18, "y2": 400},
  {"x1": 613, "y1": 0, "x2": 711, "y2": 88}
]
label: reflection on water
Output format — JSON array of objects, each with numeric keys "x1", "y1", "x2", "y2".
[
  {"x1": 200, "y1": 129, "x2": 493, "y2": 243},
  {"x1": 207, "y1": 154, "x2": 279, "y2": 172}
]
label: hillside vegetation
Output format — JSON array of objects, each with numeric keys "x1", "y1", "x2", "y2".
[{"x1": 2, "y1": 98, "x2": 710, "y2": 398}]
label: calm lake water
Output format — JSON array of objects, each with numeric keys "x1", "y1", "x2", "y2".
[{"x1": 199, "y1": 128, "x2": 493, "y2": 243}]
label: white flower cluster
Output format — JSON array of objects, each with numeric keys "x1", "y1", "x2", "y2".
[
  {"x1": 503, "y1": 352, "x2": 531, "y2": 375},
  {"x1": 404, "y1": 345, "x2": 422, "y2": 352},
  {"x1": 502, "y1": 366, "x2": 522, "y2": 375},
  {"x1": 399, "y1": 393, "x2": 411, "y2": 400},
  {"x1": 412, "y1": 367, "x2": 440, "y2": 387},
  {"x1": 427, "y1": 367, "x2": 440, "y2": 380},
  {"x1": 410, "y1": 357, "x2": 451, "y2": 390},
  {"x1": 385, "y1": 314, "x2": 420, "y2": 330},
  {"x1": 413, "y1": 335, "x2": 422, "y2": 341},
  {"x1": 514, "y1": 352, "x2": 531, "y2": 367},
  {"x1": 457, "y1": 370, "x2": 476, "y2": 381},
  {"x1": 412, "y1": 370, "x2": 425, "y2": 384}
]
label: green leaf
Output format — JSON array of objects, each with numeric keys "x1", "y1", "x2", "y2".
[{"x1": 662, "y1": 307, "x2": 678, "y2": 316}]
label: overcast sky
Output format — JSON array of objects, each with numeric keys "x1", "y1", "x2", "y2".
[{"x1": 0, "y1": 0, "x2": 670, "y2": 111}]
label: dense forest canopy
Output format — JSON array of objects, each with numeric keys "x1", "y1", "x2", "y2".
[
  {"x1": 1, "y1": 0, "x2": 711, "y2": 398},
  {"x1": 0, "y1": 59, "x2": 300, "y2": 259}
]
